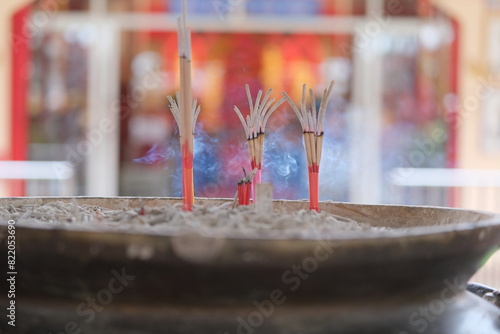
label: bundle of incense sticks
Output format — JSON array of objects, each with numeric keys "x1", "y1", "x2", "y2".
[
  {"x1": 167, "y1": 93, "x2": 200, "y2": 210},
  {"x1": 237, "y1": 168, "x2": 258, "y2": 206},
  {"x1": 283, "y1": 81, "x2": 335, "y2": 212},
  {"x1": 234, "y1": 84, "x2": 285, "y2": 201},
  {"x1": 167, "y1": 0, "x2": 200, "y2": 211}
]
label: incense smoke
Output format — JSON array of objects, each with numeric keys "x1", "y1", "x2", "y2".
[
  {"x1": 133, "y1": 123, "x2": 236, "y2": 198},
  {"x1": 316, "y1": 99, "x2": 350, "y2": 202},
  {"x1": 192, "y1": 124, "x2": 224, "y2": 197},
  {"x1": 317, "y1": 133, "x2": 350, "y2": 202},
  {"x1": 263, "y1": 130, "x2": 306, "y2": 200},
  {"x1": 133, "y1": 143, "x2": 175, "y2": 165},
  {"x1": 132, "y1": 97, "x2": 351, "y2": 201},
  {"x1": 264, "y1": 96, "x2": 350, "y2": 202}
]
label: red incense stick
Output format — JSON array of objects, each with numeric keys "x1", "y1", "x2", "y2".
[
  {"x1": 309, "y1": 167, "x2": 319, "y2": 212},
  {"x1": 236, "y1": 168, "x2": 258, "y2": 206},
  {"x1": 238, "y1": 181, "x2": 245, "y2": 206},
  {"x1": 283, "y1": 81, "x2": 335, "y2": 212},
  {"x1": 245, "y1": 181, "x2": 252, "y2": 205},
  {"x1": 234, "y1": 84, "x2": 285, "y2": 202},
  {"x1": 179, "y1": 1, "x2": 193, "y2": 211},
  {"x1": 169, "y1": 93, "x2": 200, "y2": 211},
  {"x1": 181, "y1": 143, "x2": 194, "y2": 211},
  {"x1": 167, "y1": 0, "x2": 201, "y2": 211}
]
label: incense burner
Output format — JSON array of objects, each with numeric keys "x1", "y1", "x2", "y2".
[{"x1": 1, "y1": 197, "x2": 499, "y2": 334}]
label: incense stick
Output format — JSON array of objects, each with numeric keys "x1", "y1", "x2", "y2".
[
  {"x1": 234, "y1": 84, "x2": 285, "y2": 202},
  {"x1": 167, "y1": 95, "x2": 200, "y2": 210},
  {"x1": 236, "y1": 168, "x2": 259, "y2": 206},
  {"x1": 282, "y1": 81, "x2": 335, "y2": 211},
  {"x1": 182, "y1": 0, "x2": 193, "y2": 211},
  {"x1": 167, "y1": 0, "x2": 198, "y2": 211}
]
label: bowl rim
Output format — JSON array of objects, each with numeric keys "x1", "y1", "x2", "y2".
[{"x1": 0, "y1": 196, "x2": 499, "y2": 244}]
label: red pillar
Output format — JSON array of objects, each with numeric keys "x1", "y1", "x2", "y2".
[{"x1": 10, "y1": 4, "x2": 31, "y2": 196}]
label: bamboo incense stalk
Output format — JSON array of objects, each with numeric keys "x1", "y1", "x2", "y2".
[
  {"x1": 250, "y1": 145, "x2": 256, "y2": 169},
  {"x1": 257, "y1": 133, "x2": 265, "y2": 168},
  {"x1": 308, "y1": 131, "x2": 316, "y2": 165},
  {"x1": 234, "y1": 85, "x2": 285, "y2": 203},
  {"x1": 242, "y1": 168, "x2": 248, "y2": 205},
  {"x1": 238, "y1": 181, "x2": 245, "y2": 206},
  {"x1": 245, "y1": 181, "x2": 252, "y2": 205},
  {"x1": 316, "y1": 135, "x2": 324, "y2": 170},
  {"x1": 179, "y1": 4, "x2": 193, "y2": 211},
  {"x1": 304, "y1": 132, "x2": 312, "y2": 166},
  {"x1": 166, "y1": 94, "x2": 201, "y2": 207},
  {"x1": 167, "y1": 0, "x2": 200, "y2": 211},
  {"x1": 282, "y1": 81, "x2": 335, "y2": 212}
]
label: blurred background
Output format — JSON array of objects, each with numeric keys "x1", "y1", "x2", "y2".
[{"x1": 0, "y1": 0, "x2": 499, "y2": 285}]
